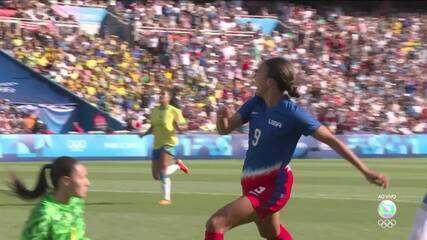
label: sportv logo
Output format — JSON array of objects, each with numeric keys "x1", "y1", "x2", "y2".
[
  {"x1": 377, "y1": 194, "x2": 397, "y2": 229},
  {"x1": 67, "y1": 140, "x2": 87, "y2": 152}
]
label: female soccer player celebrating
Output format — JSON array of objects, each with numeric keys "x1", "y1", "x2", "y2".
[
  {"x1": 8, "y1": 156, "x2": 91, "y2": 240},
  {"x1": 204, "y1": 57, "x2": 389, "y2": 240},
  {"x1": 140, "y1": 89, "x2": 190, "y2": 205}
]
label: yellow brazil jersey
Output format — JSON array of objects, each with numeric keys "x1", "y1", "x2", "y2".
[{"x1": 150, "y1": 105, "x2": 186, "y2": 149}]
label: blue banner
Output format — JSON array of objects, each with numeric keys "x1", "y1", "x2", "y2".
[
  {"x1": 52, "y1": 5, "x2": 107, "y2": 34},
  {"x1": 52, "y1": 5, "x2": 107, "y2": 24},
  {"x1": 0, "y1": 134, "x2": 426, "y2": 161},
  {"x1": 0, "y1": 52, "x2": 75, "y2": 104},
  {"x1": 235, "y1": 18, "x2": 278, "y2": 35},
  {"x1": 0, "y1": 51, "x2": 124, "y2": 132},
  {"x1": 14, "y1": 105, "x2": 75, "y2": 134},
  {"x1": 0, "y1": 134, "x2": 237, "y2": 161},
  {"x1": 306, "y1": 134, "x2": 427, "y2": 158},
  {"x1": 346, "y1": 134, "x2": 427, "y2": 156},
  {"x1": 36, "y1": 105, "x2": 75, "y2": 133}
]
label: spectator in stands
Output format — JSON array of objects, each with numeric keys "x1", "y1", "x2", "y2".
[
  {"x1": 72, "y1": 122, "x2": 85, "y2": 133},
  {"x1": 23, "y1": 113, "x2": 37, "y2": 133},
  {"x1": 93, "y1": 113, "x2": 107, "y2": 132},
  {"x1": 32, "y1": 120, "x2": 54, "y2": 134},
  {"x1": 124, "y1": 114, "x2": 142, "y2": 132}
]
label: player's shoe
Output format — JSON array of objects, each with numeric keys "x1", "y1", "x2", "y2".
[
  {"x1": 158, "y1": 199, "x2": 172, "y2": 205},
  {"x1": 176, "y1": 159, "x2": 189, "y2": 174}
]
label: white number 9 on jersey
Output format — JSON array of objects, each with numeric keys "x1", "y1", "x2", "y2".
[{"x1": 252, "y1": 128, "x2": 262, "y2": 146}]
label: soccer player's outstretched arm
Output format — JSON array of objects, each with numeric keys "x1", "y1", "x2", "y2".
[
  {"x1": 173, "y1": 108, "x2": 188, "y2": 133},
  {"x1": 313, "y1": 125, "x2": 389, "y2": 189},
  {"x1": 139, "y1": 126, "x2": 152, "y2": 138}
]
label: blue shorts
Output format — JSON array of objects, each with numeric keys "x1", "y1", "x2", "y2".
[{"x1": 152, "y1": 145, "x2": 176, "y2": 160}]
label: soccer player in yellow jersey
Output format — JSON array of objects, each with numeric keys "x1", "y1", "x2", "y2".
[{"x1": 140, "y1": 89, "x2": 189, "y2": 205}]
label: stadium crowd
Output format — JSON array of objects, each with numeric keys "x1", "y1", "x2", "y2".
[
  {"x1": 110, "y1": 0, "x2": 251, "y2": 31},
  {"x1": 0, "y1": 0, "x2": 77, "y2": 21},
  {"x1": 0, "y1": 99, "x2": 54, "y2": 134},
  {"x1": 0, "y1": 1, "x2": 426, "y2": 134},
  {"x1": 0, "y1": 99, "x2": 24, "y2": 134}
]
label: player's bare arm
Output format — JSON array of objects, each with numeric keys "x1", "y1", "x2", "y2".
[
  {"x1": 173, "y1": 121, "x2": 188, "y2": 133},
  {"x1": 139, "y1": 126, "x2": 153, "y2": 138},
  {"x1": 312, "y1": 125, "x2": 389, "y2": 189}
]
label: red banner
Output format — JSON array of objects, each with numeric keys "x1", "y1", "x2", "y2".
[
  {"x1": 20, "y1": 22, "x2": 40, "y2": 32},
  {"x1": 0, "y1": 8, "x2": 17, "y2": 17}
]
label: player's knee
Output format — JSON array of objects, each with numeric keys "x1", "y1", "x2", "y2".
[
  {"x1": 205, "y1": 215, "x2": 227, "y2": 232},
  {"x1": 160, "y1": 168, "x2": 167, "y2": 176}
]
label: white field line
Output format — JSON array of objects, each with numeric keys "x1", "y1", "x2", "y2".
[{"x1": 0, "y1": 188, "x2": 419, "y2": 203}]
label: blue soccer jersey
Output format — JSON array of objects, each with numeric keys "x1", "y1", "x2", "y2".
[{"x1": 238, "y1": 95, "x2": 321, "y2": 177}]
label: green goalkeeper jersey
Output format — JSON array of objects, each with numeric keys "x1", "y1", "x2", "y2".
[{"x1": 21, "y1": 193, "x2": 90, "y2": 240}]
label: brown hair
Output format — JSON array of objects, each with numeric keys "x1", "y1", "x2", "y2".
[{"x1": 265, "y1": 57, "x2": 300, "y2": 98}]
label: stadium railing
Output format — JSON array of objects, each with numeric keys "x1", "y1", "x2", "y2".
[
  {"x1": 228, "y1": 14, "x2": 279, "y2": 19},
  {"x1": 135, "y1": 26, "x2": 256, "y2": 37},
  {"x1": 0, "y1": 17, "x2": 80, "y2": 29},
  {"x1": 48, "y1": 1, "x2": 108, "y2": 8}
]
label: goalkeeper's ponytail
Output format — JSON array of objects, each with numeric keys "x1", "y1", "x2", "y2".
[
  {"x1": 10, "y1": 156, "x2": 78, "y2": 200},
  {"x1": 10, "y1": 164, "x2": 51, "y2": 200}
]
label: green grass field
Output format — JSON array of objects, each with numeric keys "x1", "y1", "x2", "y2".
[{"x1": 0, "y1": 158, "x2": 425, "y2": 240}]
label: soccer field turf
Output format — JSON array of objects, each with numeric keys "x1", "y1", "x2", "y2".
[{"x1": 0, "y1": 158, "x2": 425, "y2": 240}]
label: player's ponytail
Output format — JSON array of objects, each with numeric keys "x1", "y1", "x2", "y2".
[
  {"x1": 265, "y1": 57, "x2": 300, "y2": 98},
  {"x1": 11, "y1": 164, "x2": 51, "y2": 200},
  {"x1": 10, "y1": 156, "x2": 79, "y2": 200}
]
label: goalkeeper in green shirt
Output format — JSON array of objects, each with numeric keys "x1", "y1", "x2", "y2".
[{"x1": 8, "y1": 156, "x2": 91, "y2": 240}]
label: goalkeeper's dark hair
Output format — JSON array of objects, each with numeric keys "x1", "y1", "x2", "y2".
[
  {"x1": 264, "y1": 57, "x2": 300, "y2": 98},
  {"x1": 10, "y1": 156, "x2": 79, "y2": 200}
]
